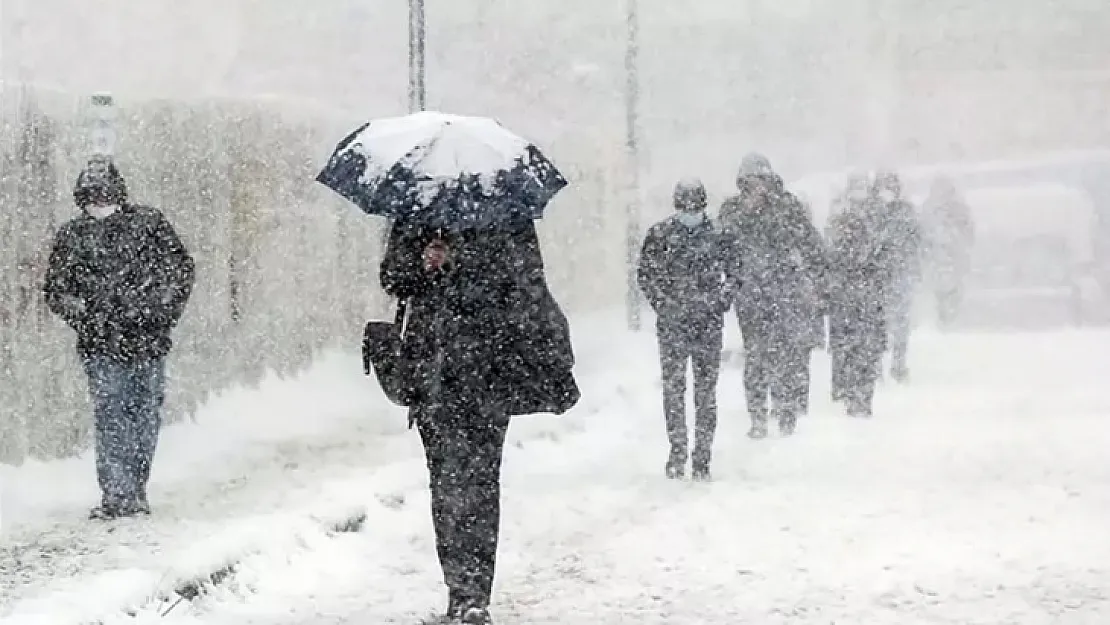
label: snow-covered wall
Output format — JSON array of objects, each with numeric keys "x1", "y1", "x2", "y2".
[{"x1": 0, "y1": 84, "x2": 620, "y2": 464}]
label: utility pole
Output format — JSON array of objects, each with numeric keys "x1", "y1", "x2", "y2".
[
  {"x1": 624, "y1": 0, "x2": 642, "y2": 331},
  {"x1": 408, "y1": 0, "x2": 426, "y2": 112},
  {"x1": 381, "y1": 0, "x2": 427, "y2": 255}
]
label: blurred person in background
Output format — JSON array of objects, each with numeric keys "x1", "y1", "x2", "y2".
[
  {"x1": 826, "y1": 172, "x2": 872, "y2": 402},
  {"x1": 719, "y1": 153, "x2": 826, "y2": 438},
  {"x1": 921, "y1": 176, "x2": 975, "y2": 327},
  {"x1": 825, "y1": 185, "x2": 895, "y2": 418},
  {"x1": 871, "y1": 171, "x2": 922, "y2": 382}
]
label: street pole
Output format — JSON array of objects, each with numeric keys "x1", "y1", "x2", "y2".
[
  {"x1": 385, "y1": 0, "x2": 427, "y2": 256},
  {"x1": 408, "y1": 0, "x2": 426, "y2": 112},
  {"x1": 624, "y1": 0, "x2": 642, "y2": 332}
]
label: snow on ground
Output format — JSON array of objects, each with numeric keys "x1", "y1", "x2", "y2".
[
  {"x1": 0, "y1": 316, "x2": 616, "y2": 623},
  {"x1": 0, "y1": 348, "x2": 400, "y2": 620},
  {"x1": 4, "y1": 316, "x2": 1110, "y2": 624}
]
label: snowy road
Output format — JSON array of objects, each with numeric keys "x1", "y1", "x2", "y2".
[{"x1": 4, "y1": 323, "x2": 1110, "y2": 624}]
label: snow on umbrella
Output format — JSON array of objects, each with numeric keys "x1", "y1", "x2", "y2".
[{"x1": 315, "y1": 111, "x2": 568, "y2": 229}]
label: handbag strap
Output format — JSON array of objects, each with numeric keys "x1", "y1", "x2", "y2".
[{"x1": 395, "y1": 299, "x2": 409, "y2": 330}]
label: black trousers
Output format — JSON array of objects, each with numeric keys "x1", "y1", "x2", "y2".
[
  {"x1": 657, "y1": 317, "x2": 723, "y2": 470},
  {"x1": 414, "y1": 399, "x2": 510, "y2": 609},
  {"x1": 830, "y1": 307, "x2": 885, "y2": 416},
  {"x1": 740, "y1": 323, "x2": 810, "y2": 423},
  {"x1": 839, "y1": 340, "x2": 883, "y2": 415}
]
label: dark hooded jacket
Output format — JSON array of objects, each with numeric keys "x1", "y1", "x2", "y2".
[
  {"x1": 877, "y1": 197, "x2": 922, "y2": 282},
  {"x1": 43, "y1": 163, "x2": 195, "y2": 362},
  {"x1": 719, "y1": 182, "x2": 827, "y2": 343},
  {"x1": 826, "y1": 201, "x2": 891, "y2": 351},
  {"x1": 380, "y1": 220, "x2": 580, "y2": 418}
]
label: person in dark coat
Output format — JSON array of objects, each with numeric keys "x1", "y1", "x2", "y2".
[
  {"x1": 637, "y1": 178, "x2": 733, "y2": 481},
  {"x1": 795, "y1": 197, "x2": 828, "y2": 417},
  {"x1": 380, "y1": 218, "x2": 579, "y2": 625},
  {"x1": 872, "y1": 171, "x2": 922, "y2": 382},
  {"x1": 43, "y1": 156, "x2": 195, "y2": 519},
  {"x1": 720, "y1": 153, "x2": 826, "y2": 438},
  {"x1": 826, "y1": 195, "x2": 892, "y2": 418},
  {"x1": 825, "y1": 172, "x2": 872, "y2": 402}
]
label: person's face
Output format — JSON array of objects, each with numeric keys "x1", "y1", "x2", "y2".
[
  {"x1": 747, "y1": 175, "x2": 776, "y2": 200},
  {"x1": 87, "y1": 187, "x2": 115, "y2": 207}
]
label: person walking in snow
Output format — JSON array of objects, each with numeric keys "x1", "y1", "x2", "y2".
[
  {"x1": 43, "y1": 156, "x2": 195, "y2": 519},
  {"x1": 380, "y1": 219, "x2": 579, "y2": 625},
  {"x1": 825, "y1": 191, "x2": 894, "y2": 418},
  {"x1": 871, "y1": 171, "x2": 922, "y2": 382},
  {"x1": 920, "y1": 176, "x2": 975, "y2": 328},
  {"x1": 826, "y1": 172, "x2": 872, "y2": 402},
  {"x1": 637, "y1": 179, "x2": 734, "y2": 480},
  {"x1": 719, "y1": 154, "x2": 826, "y2": 438},
  {"x1": 795, "y1": 197, "x2": 828, "y2": 417}
]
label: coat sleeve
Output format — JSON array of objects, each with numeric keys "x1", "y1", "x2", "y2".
[
  {"x1": 805, "y1": 219, "x2": 831, "y2": 289},
  {"x1": 636, "y1": 227, "x2": 665, "y2": 312},
  {"x1": 150, "y1": 211, "x2": 195, "y2": 331},
  {"x1": 43, "y1": 225, "x2": 89, "y2": 331},
  {"x1": 718, "y1": 232, "x2": 742, "y2": 312},
  {"x1": 380, "y1": 222, "x2": 437, "y2": 300},
  {"x1": 782, "y1": 198, "x2": 829, "y2": 294}
]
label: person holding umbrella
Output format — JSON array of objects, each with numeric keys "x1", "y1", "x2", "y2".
[{"x1": 318, "y1": 112, "x2": 580, "y2": 625}]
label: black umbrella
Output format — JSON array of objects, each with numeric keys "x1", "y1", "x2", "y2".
[{"x1": 316, "y1": 111, "x2": 568, "y2": 229}]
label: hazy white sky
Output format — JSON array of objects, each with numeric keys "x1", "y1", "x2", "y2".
[{"x1": 3, "y1": 0, "x2": 1108, "y2": 183}]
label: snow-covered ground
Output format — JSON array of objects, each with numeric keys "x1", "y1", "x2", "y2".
[{"x1": 3, "y1": 315, "x2": 1110, "y2": 624}]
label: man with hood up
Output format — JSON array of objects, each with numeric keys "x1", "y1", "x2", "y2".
[
  {"x1": 638, "y1": 178, "x2": 734, "y2": 480},
  {"x1": 720, "y1": 153, "x2": 827, "y2": 438},
  {"x1": 44, "y1": 156, "x2": 195, "y2": 519}
]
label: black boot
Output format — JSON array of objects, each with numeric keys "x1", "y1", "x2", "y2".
[
  {"x1": 461, "y1": 607, "x2": 492, "y2": 625},
  {"x1": 88, "y1": 502, "x2": 121, "y2": 521}
]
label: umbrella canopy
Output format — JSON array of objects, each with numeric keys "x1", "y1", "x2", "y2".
[{"x1": 316, "y1": 111, "x2": 568, "y2": 229}]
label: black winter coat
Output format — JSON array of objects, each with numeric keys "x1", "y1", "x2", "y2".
[
  {"x1": 380, "y1": 221, "x2": 580, "y2": 418},
  {"x1": 719, "y1": 188, "x2": 827, "y2": 343},
  {"x1": 826, "y1": 208, "x2": 890, "y2": 350},
  {"x1": 637, "y1": 214, "x2": 734, "y2": 325},
  {"x1": 878, "y1": 198, "x2": 922, "y2": 281},
  {"x1": 43, "y1": 204, "x2": 195, "y2": 362}
]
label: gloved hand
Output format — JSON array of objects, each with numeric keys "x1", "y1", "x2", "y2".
[{"x1": 56, "y1": 294, "x2": 87, "y2": 321}]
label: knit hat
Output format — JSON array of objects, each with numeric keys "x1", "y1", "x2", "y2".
[{"x1": 74, "y1": 156, "x2": 128, "y2": 209}]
